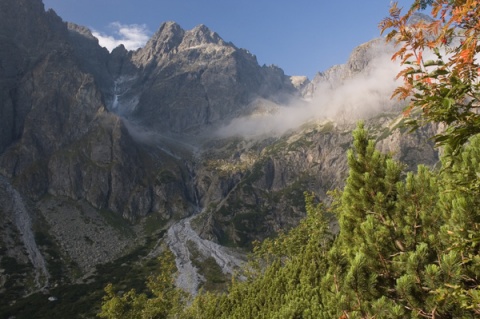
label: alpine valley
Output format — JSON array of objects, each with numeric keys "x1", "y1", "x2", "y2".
[{"x1": 0, "y1": 1, "x2": 439, "y2": 317}]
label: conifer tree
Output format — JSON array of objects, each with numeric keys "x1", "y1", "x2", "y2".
[
  {"x1": 320, "y1": 123, "x2": 404, "y2": 317},
  {"x1": 98, "y1": 250, "x2": 185, "y2": 319}
]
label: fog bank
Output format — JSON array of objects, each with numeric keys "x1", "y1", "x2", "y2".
[{"x1": 216, "y1": 41, "x2": 403, "y2": 138}]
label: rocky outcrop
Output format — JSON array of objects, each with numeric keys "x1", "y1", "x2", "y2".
[
  {"x1": 376, "y1": 121, "x2": 440, "y2": 170},
  {"x1": 189, "y1": 122, "x2": 350, "y2": 246}
]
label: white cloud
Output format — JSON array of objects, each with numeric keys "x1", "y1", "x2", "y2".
[
  {"x1": 216, "y1": 41, "x2": 404, "y2": 138},
  {"x1": 92, "y1": 22, "x2": 150, "y2": 52}
]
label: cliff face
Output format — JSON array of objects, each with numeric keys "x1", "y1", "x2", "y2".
[
  {"x1": 0, "y1": 0, "x2": 188, "y2": 220},
  {"x1": 0, "y1": 0, "x2": 108, "y2": 204},
  {"x1": 0, "y1": 0, "x2": 68, "y2": 154},
  {"x1": 0, "y1": 0, "x2": 440, "y2": 307}
]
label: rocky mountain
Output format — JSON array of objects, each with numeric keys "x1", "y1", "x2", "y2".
[{"x1": 0, "y1": 1, "x2": 439, "y2": 317}]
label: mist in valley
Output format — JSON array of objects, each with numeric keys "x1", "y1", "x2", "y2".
[{"x1": 216, "y1": 41, "x2": 403, "y2": 138}]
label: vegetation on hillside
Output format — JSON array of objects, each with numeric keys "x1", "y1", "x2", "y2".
[
  {"x1": 99, "y1": 1, "x2": 480, "y2": 318},
  {"x1": 99, "y1": 122, "x2": 480, "y2": 318}
]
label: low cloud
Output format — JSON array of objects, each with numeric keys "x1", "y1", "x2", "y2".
[
  {"x1": 92, "y1": 22, "x2": 150, "y2": 51},
  {"x1": 216, "y1": 41, "x2": 403, "y2": 138}
]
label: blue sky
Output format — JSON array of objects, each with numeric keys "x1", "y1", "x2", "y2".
[{"x1": 43, "y1": 0, "x2": 415, "y2": 79}]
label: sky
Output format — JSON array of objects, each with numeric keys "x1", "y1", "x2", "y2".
[{"x1": 42, "y1": 0, "x2": 416, "y2": 79}]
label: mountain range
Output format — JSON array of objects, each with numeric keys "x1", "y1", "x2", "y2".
[{"x1": 0, "y1": 0, "x2": 440, "y2": 317}]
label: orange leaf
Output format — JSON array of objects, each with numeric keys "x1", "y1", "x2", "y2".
[
  {"x1": 459, "y1": 48, "x2": 473, "y2": 63},
  {"x1": 417, "y1": 50, "x2": 423, "y2": 65}
]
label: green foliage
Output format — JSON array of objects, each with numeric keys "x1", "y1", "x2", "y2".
[
  {"x1": 319, "y1": 124, "x2": 479, "y2": 318},
  {"x1": 99, "y1": 124, "x2": 480, "y2": 318},
  {"x1": 180, "y1": 191, "x2": 332, "y2": 319},
  {"x1": 98, "y1": 249, "x2": 185, "y2": 319}
]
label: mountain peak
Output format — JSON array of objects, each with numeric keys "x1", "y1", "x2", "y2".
[
  {"x1": 134, "y1": 22, "x2": 233, "y2": 65},
  {"x1": 132, "y1": 21, "x2": 185, "y2": 64},
  {"x1": 160, "y1": 21, "x2": 183, "y2": 32},
  {"x1": 152, "y1": 21, "x2": 185, "y2": 44},
  {"x1": 192, "y1": 24, "x2": 209, "y2": 32},
  {"x1": 181, "y1": 24, "x2": 225, "y2": 48}
]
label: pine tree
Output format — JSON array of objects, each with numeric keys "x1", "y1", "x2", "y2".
[
  {"x1": 432, "y1": 137, "x2": 480, "y2": 316},
  {"x1": 320, "y1": 123, "x2": 404, "y2": 317},
  {"x1": 98, "y1": 250, "x2": 185, "y2": 319}
]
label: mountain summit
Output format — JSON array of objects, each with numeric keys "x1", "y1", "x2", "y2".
[{"x1": 101, "y1": 22, "x2": 298, "y2": 133}]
